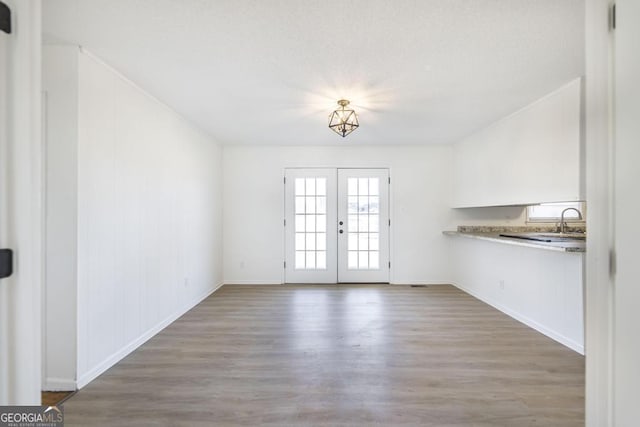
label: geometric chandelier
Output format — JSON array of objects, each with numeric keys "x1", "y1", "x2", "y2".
[{"x1": 328, "y1": 99, "x2": 359, "y2": 137}]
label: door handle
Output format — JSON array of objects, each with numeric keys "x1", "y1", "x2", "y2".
[
  {"x1": 0, "y1": 2, "x2": 12, "y2": 34},
  {"x1": 0, "y1": 249, "x2": 13, "y2": 279}
]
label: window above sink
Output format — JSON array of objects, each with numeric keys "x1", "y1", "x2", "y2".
[{"x1": 527, "y1": 201, "x2": 586, "y2": 223}]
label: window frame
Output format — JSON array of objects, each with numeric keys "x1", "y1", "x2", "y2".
[{"x1": 526, "y1": 201, "x2": 587, "y2": 224}]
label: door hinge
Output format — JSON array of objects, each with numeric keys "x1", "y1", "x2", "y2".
[
  {"x1": 284, "y1": 261, "x2": 286, "y2": 269},
  {"x1": 388, "y1": 261, "x2": 391, "y2": 269},
  {"x1": 284, "y1": 218, "x2": 286, "y2": 226},
  {"x1": 0, "y1": 249, "x2": 13, "y2": 279},
  {"x1": 610, "y1": 3, "x2": 616, "y2": 31},
  {"x1": 0, "y1": 2, "x2": 11, "y2": 34},
  {"x1": 388, "y1": 219, "x2": 391, "y2": 226},
  {"x1": 283, "y1": 176, "x2": 286, "y2": 184},
  {"x1": 388, "y1": 177, "x2": 391, "y2": 184},
  {"x1": 609, "y1": 249, "x2": 616, "y2": 277}
]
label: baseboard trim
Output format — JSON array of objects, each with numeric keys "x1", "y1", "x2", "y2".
[
  {"x1": 76, "y1": 282, "x2": 224, "y2": 389},
  {"x1": 223, "y1": 280, "x2": 451, "y2": 286},
  {"x1": 223, "y1": 280, "x2": 283, "y2": 285},
  {"x1": 452, "y1": 282, "x2": 585, "y2": 355},
  {"x1": 390, "y1": 281, "x2": 451, "y2": 286},
  {"x1": 43, "y1": 378, "x2": 76, "y2": 392}
]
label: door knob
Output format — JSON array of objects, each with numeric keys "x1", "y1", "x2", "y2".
[
  {"x1": 339, "y1": 221, "x2": 344, "y2": 225},
  {"x1": 339, "y1": 230, "x2": 344, "y2": 234}
]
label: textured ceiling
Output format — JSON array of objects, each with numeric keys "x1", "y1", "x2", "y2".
[{"x1": 43, "y1": 0, "x2": 584, "y2": 145}]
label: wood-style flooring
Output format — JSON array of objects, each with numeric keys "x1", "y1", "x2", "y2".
[
  {"x1": 42, "y1": 391, "x2": 74, "y2": 406},
  {"x1": 63, "y1": 285, "x2": 584, "y2": 426}
]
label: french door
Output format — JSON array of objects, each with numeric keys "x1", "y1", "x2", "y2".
[{"x1": 284, "y1": 168, "x2": 390, "y2": 283}]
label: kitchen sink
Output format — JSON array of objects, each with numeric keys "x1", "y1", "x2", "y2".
[{"x1": 498, "y1": 232, "x2": 586, "y2": 242}]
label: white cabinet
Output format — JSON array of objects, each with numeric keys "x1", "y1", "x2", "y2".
[{"x1": 452, "y1": 79, "x2": 583, "y2": 207}]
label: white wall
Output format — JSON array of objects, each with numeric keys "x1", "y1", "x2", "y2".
[
  {"x1": 448, "y1": 205, "x2": 527, "y2": 228},
  {"x1": 223, "y1": 145, "x2": 453, "y2": 285},
  {"x1": 41, "y1": 47, "x2": 224, "y2": 389},
  {"x1": 453, "y1": 78, "x2": 583, "y2": 207},
  {"x1": 75, "y1": 50, "x2": 224, "y2": 387},
  {"x1": 0, "y1": 0, "x2": 42, "y2": 405},
  {"x1": 42, "y1": 45, "x2": 78, "y2": 391},
  {"x1": 450, "y1": 237, "x2": 584, "y2": 353}
]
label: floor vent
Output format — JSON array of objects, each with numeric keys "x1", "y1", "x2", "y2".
[{"x1": 410, "y1": 285, "x2": 427, "y2": 288}]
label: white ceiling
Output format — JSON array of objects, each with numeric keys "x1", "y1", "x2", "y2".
[{"x1": 43, "y1": 0, "x2": 584, "y2": 146}]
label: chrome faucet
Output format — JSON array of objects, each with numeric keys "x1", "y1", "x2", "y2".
[{"x1": 559, "y1": 208, "x2": 583, "y2": 233}]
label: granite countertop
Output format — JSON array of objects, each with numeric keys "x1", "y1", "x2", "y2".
[{"x1": 443, "y1": 226, "x2": 586, "y2": 253}]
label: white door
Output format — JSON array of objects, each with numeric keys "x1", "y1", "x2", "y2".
[
  {"x1": 337, "y1": 169, "x2": 389, "y2": 283},
  {"x1": 284, "y1": 168, "x2": 390, "y2": 283},
  {"x1": 284, "y1": 169, "x2": 337, "y2": 283}
]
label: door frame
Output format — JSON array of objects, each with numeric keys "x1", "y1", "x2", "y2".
[
  {"x1": 282, "y1": 166, "x2": 393, "y2": 285},
  {"x1": 583, "y1": 0, "x2": 615, "y2": 426},
  {"x1": 0, "y1": 0, "x2": 44, "y2": 405}
]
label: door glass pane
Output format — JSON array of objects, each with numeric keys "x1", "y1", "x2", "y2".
[
  {"x1": 369, "y1": 215, "x2": 379, "y2": 232},
  {"x1": 348, "y1": 251, "x2": 358, "y2": 268},
  {"x1": 295, "y1": 251, "x2": 305, "y2": 268},
  {"x1": 294, "y1": 176, "x2": 328, "y2": 270},
  {"x1": 369, "y1": 233, "x2": 379, "y2": 250},
  {"x1": 358, "y1": 215, "x2": 369, "y2": 232},
  {"x1": 348, "y1": 196, "x2": 358, "y2": 213},
  {"x1": 305, "y1": 178, "x2": 316, "y2": 196},
  {"x1": 316, "y1": 233, "x2": 326, "y2": 250},
  {"x1": 317, "y1": 251, "x2": 326, "y2": 269},
  {"x1": 295, "y1": 178, "x2": 305, "y2": 196},
  {"x1": 305, "y1": 215, "x2": 316, "y2": 232},
  {"x1": 358, "y1": 178, "x2": 369, "y2": 195},
  {"x1": 358, "y1": 196, "x2": 369, "y2": 213},
  {"x1": 306, "y1": 251, "x2": 316, "y2": 268},
  {"x1": 369, "y1": 178, "x2": 379, "y2": 195},
  {"x1": 358, "y1": 233, "x2": 369, "y2": 250},
  {"x1": 348, "y1": 214, "x2": 358, "y2": 231},
  {"x1": 369, "y1": 252, "x2": 379, "y2": 269},
  {"x1": 345, "y1": 175, "x2": 382, "y2": 271},
  {"x1": 316, "y1": 179, "x2": 326, "y2": 196},
  {"x1": 358, "y1": 252, "x2": 369, "y2": 269},
  {"x1": 305, "y1": 196, "x2": 316, "y2": 214},
  {"x1": 306, "y1": 233, "x2": 316, "y2": 250},
  {"x1": 348, "y1": 233, "x2": 357, "y2": 250},
  {"x1": 369, "y1": 196, "x2": 379, "y2": 213},
  {"x1": 348, "y1": 178, "x2": 358, "y2": 195}
]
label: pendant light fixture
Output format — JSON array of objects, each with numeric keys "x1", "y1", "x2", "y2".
[{"x1": 328, "y1": 99, "x2": 359, "y2": 137}]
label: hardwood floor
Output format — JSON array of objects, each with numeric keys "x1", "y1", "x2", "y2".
[
  {"x1": 42, "y1": 391, "x2": 74, "y2": 406},
  {"x1": 63, "y1": 285, "x2": 584, "y2": 426}
]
